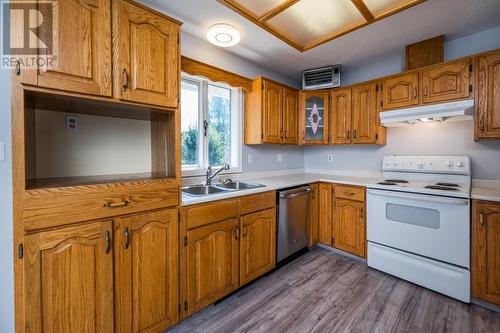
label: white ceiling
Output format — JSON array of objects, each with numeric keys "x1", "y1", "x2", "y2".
[{"x1": 143, "y1": 0, "x2": 500, "y2": 81}]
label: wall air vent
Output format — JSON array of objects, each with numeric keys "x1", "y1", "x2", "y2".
[{"x1": 302, "y1": 65, "x2": 341, "y2": 90}]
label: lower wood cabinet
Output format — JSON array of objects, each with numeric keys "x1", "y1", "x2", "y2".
[
  {"x1": 186, "y1": 218, "x2": 240, "y2": 314},
  {"x1": 24, "y1": 220, "x2": 115, "y2": 333},
  {"x1": 114, "y1": 209, "x2": 179, "y2": 333},
  {"x1": 240, "y1": 208, "x2": 276, "y2": 285},
  {"x1": 318, "y1": 183, "x2": 333, "y2": 245},
  {"x1": 472, "y1": 200, "x2": 500, "y2": 305},
  {"x1": 23, "y1": 208, "x2": 179, "y2": 333},
  {"x1": 309, "y1": 183, "x2": 320, "y2": 246}
]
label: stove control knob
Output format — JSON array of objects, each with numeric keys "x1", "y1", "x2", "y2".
[
  {"x1": 457, "y1": 160, "x2": 465, "y2": 168},
  {"x1": 393, "y1": 161, "x2": 400, "y2": 167},
  {"x1": 446, "y1": 160, "x2": 454, "y2": 168},
  {"x1": 417, "y1": 160, "x2": 425, "y2": 168}
]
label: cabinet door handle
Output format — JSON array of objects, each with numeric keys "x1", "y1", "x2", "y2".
[
  {"x1": 104, "y1": 231, "x2": 111, "y2": 254},
  {"x1": 242, "y1": 225, "x2": 248, "y2": 237},
  {"x1": 413, "y1": 87, "x2": 418, "y2": 99},
  {"x1": 346, "y1": 130, "x2": 350, "y2": 139},
  {"x1": 124, "y1": 227, "x2": 130, "y2": 249},
  {"x1": 15, "y1": 60, "x2": 21, "y2": 76},
  {"x1": 344, "y1": 191, "x2": 355, "y2": 196},
  {"x1": 103, "y1": 199, "x2": 131, "y2": 208},
  {"x1": 480, "y1": 115, "x2": 486, "y2": 132},
  {"x1": 122, "y1": 68, "x2": 129, "y2": 90},
  {"x1": 479, "y1": 210, "x2": 485, "y2": 225},
  {"x1": 360, "y1": 208, "x2": 364, "y2": 222},
  {"x1": 234, "y1": 226, "x2": 240, "y2": 240}
]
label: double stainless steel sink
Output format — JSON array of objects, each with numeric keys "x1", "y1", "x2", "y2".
[{"x1": 182, "y1": 181, "x2": 265, "y2": 197}]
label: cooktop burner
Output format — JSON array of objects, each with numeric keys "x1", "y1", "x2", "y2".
[
  {"x1": 436, "y1": 182, "x2": 460, "y2": 187},
  {"x1": 378, "y1": 181, "x2": 397, "y2": 185},
  {"x1": 424, "y1": 185, "x2": 460, "y2": 191},
  {"x1": 385, "y1": 179, "x2": 409, "y2": 183}
]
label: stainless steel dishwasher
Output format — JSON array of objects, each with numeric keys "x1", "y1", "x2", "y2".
[{"x1": 277, "y1": 186, "x2": 311, "y2": 262}]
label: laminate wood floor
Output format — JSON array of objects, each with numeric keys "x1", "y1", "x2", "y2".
[{"x1": 168, "y1": 247, "x2": 500, "y2": 333}]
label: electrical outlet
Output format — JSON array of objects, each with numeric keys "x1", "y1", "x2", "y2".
[
  {"x1": 277, "y1": 153, "x2": 283, "y2": 163},
  {"x1": 66, "y1": 115, "x2": 79, "y2": 132},
  {"x1": 328, "y1": 154, "x2": 333, "y2": 162},
  {"x1": 247, "y1": 154, "x2": 253, "y2": 164},
  {"x1": 0, "y1": 142, "x2": 5, "y2": 161}
]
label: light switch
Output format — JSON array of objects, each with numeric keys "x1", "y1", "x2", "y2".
[
  {"x1": 247, "y1": 154, "x2": 253, "y2": 164},
  {"x1": 0, "y1": 142, "x2": 5, "y2": 161},
  {"x1": 277, "y1": 153, "x2": 283, "y2": 163},
  {"x1": 328, "y1": 154, "x2": 333, "y2": 162}
]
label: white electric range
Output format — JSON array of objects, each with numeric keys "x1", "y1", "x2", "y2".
[{"x1": 367, "y1": 155, "x2": 471, "y2": 303}]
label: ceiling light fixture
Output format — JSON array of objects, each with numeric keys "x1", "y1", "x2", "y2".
[{"x1": 207, "y1": 23, "x2": 240, "y2": 47}]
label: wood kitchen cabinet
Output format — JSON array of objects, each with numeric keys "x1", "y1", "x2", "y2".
[
  {"x1": 245, "y1": 77, "x2": 298, "y2": 144},
  {"x1": 113, "y1": 0, "x2": 180, "y2": 108},
  {"x1": 421, "y1": 60, "x2": 472, "y2": 104},
  {"x1": 20, "y1": 0, "x2": 112, "y2": 97},
  {"x1": 333, "y1": 185, "x2": 366, "y2": 258},
  {"x1": 299, "y1": 90, "x2": 330, "y2": 144},
  {"x1": 331, "y1": 84, "x2": 385, "y2": 145},
  {"x1": 476, "y1": 50, "x2": 500, "y2": 140},
  {"x1": 472, "y1": 200, "x2": 500, "y2": 306},
  {"x1": 309, "y1": 183, "x2": 320, "y2": 246},
  {"x1": 381, "y1": 72, "x2": 419, "y2": 110},
  {"x1": 23, "y1": 220, "x2": 114, "y2": 332},
  {"x1": 114, "y1": 209, "x2": 179, "y2": 333},
  {"x1": 318, "y1": 183, "x2": 333, "y2": 245},
  {"x1": 240, "y1": 208, "x2": 276, "y2": 285},
  {"x1": 186, "y1": 218, "x2": 240, "y2": 314}
]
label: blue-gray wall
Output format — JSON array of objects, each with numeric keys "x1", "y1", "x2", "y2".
[
  {"x1": 0, "y1": 70, "x2": 14, "y2": 332},
  {"x1": 306, "y1": 26, "x2": 500, "y2": 180}
]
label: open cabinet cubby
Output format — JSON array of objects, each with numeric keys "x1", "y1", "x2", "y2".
[{"x1": 24, "y1": 91, "x2": 177, "y2": 190}]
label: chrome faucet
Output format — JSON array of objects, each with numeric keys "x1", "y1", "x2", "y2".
[{"x1": 206, "y1": 164, "x2": 230, "y2": 185}]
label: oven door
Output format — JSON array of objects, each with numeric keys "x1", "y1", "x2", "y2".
[{"x1": 367, "y1": 189, "x2": 470, "y2": 268}]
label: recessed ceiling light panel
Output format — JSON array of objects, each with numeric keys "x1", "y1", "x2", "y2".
[{"x1": 207, "y1": 24, "x2": 241, "y2": 47}]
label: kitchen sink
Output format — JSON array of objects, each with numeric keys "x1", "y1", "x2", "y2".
[
  {"x1": 182, "y1": 182, "x2": 265, "y2": 197},
  {"x1": 213, "y1": 181, "x2": 265, "y2": 191}
]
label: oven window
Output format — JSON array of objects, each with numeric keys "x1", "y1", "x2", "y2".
[{"x1": 386, "y1": 203, "x2": 440, "y2": 229}]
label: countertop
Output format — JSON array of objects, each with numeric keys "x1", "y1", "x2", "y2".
[{"x1": 471, "y1": 186, "x2": 500, "y2": 203}]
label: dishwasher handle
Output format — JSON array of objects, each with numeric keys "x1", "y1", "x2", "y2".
[{"x1": 280, "y1": 187, "x2": 311, "y2": 199}]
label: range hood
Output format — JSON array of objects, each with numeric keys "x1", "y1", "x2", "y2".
[{"x1": 380, "y1": 99, "x2": 474, "y2": 127}]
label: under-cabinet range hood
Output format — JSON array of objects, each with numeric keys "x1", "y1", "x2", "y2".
[{"x1": 380, "y1": 99, "x2": 474, "y2": 127}]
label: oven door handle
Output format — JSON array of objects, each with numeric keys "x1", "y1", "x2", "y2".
[{"x1": 367, "y1": 189, "x2": 470, "y2": 206}]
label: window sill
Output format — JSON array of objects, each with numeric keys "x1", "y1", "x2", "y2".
[{"x1": 182, "y1": 167, "x2": 242, "y2": 178}]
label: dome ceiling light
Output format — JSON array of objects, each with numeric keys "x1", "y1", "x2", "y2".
[{"x1": 207, "y1": 23, "x2": 241, "y2": 47}]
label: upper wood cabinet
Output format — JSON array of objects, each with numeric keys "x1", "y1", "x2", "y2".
[
  {"x1": 186, "y1": 218, "x2": 239, "y2": 315},
  {"x1": 472, "y1": 201, "x2": 500, "y2": 306},
  {"x1": 112, "y1": 0, "x2": 180, "y2": 108},
  {"x1": 318, "y1": 183, "x2": 333, "y2": 245},
  {"x1": 283, "y1": 87, "x2": 300, "y2": 144},
  {"x1": 21, "y1": 0, "x2": 112, "y2": 96},
  {"x1": 331, "y1": 84, "x2": 385, "y2": 145},
  {"x1": 245, "y1": 77, "x2": 298, "y2": 144},
  {"x1": 421, "y1": 60, "x2": 471, "y2": 104},
  {"x1": 381, "y1": 72, "x2": 419, "y2": 110},
  {"x1": 114, "y1": 209, "x2": 178, "y2": 333},
  {"x1": 24, "y1": 220, "x2": 114, "y2": 332},
  {"x1": 477, "y1": 50, "x2": 500, "y2": 140},
  {"x1": 309, "y1": 183, "x2": 319, "y2": 246},
  {"x1": 300, "y1": 90, "x2": 330, "y2": 145},
  {"x1": 334, "y1": 199, "x2": 366, "y2": 258},
  {"x1": 239, "y1": 208, "x2": 276, "y2": 285}
]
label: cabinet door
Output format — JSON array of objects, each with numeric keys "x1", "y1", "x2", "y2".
[
  {"x1": 318, "y1": 183, "x2": 333, "y2": 245},
  {"x1": 283, "y1": 87, "x2": 299, "y2": 144},
  {"x1": 300, "y1": 91, "x2": 329, "y2": 144},
  {"x1": 381, "y1": 72, "x2": 419, "y2": 110},
  {"x1": 263, "y1": 80, "x2": 283, "y2": 144},
  {"x1": 472, "y1": 201, "x2": 500, "y2": 305},
  {"x1": 113, "y1": 0, "x2": 179, "y2": 108},
  {"x1": 331, "y1": 88, "x2": 352, "y2": 144},
  {"x1": 240, "y1": 208, "x2": 276, "y2": 285},
  {"x1": 309, "y1": 183, "x2": 319, "y2": 246},
  {"x1": 187, "y1": 219, "x2": 239, "y2": 315},
  {"x1": 477, "y1": 51, "x2": 500, "y2": 139},
  {"x1": 352, "y1": 83, "x2": 378, "y2": 144},
  {"x1": 421, "y1": 61, "x2": 471, "y2": 104},
  {"x1": 24, "y1": 220, "x2": 114, "y2": 332},
  {"x1": 115, "y1": 209, "x2": 178, "y2": 333},
  {"x1": 334, "y1": 199, "x2": 366, "y2": 258},
  {"x1": 32, "y1": 0, "x2": 112, "y2": 96}
]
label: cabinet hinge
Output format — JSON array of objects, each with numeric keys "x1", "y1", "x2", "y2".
[
  {"x1": 375, "y1": 85, "x2": 379, "y2": 92},
  {"x1": 469, "y1": 85, "x2": 473, "y2": 93},
  {"x1": 183, "y1": 236, "x2": 188, "y2": 246},
  {"x1": 469, "y1": 63, "x2": 473, "y2": 72},
  {"x1": 380, "y1": 101, "x2": 383, "y2": 107},
  {"x1": 18, "y1": 243, "x2": 23, "y2": 259},
  {"x1": 375, "y1": 133, "x2": 379, "y2": 140},
  {"x1": 184, "y1": 301, "x2": 188, "y2": 311}
]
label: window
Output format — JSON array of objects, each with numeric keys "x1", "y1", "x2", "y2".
[{"x1": 181, "y1": 74, "x2": 242, "y2": 176}]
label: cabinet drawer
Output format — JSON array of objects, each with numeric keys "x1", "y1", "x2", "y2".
[
  {"x1": 23, "y1": 180, "x2": 179, "y2": 231},
  {"x1": 239, "y1": 191, "x2": 276, "y2": 215},
  {"x1": 334, "y1": 185, "x2": 365, "y2": 202},
  {"x1": 185, "y1": 200, "x2": 239, "y2": 230}
]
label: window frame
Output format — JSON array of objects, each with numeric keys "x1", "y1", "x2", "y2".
[{"x1": 181, "y1": 73, "x2": 243, "y2": 177}]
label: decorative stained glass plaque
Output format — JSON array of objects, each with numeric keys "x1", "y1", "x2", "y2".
[{"x1": 304, "y1": 96, "x2": 326, "y2": 141}]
